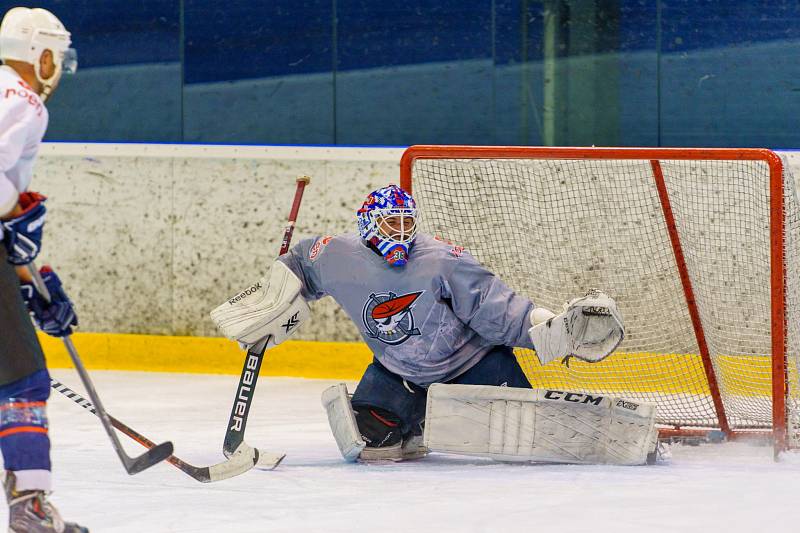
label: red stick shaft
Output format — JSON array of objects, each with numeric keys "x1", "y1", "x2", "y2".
[{"x1": 279, "y1": 176, "x2": 311, "y2": 255}]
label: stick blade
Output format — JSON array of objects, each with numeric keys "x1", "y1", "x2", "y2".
[
  {"x1": 255, "y1": 450, "x2": 286, "y2": 470},
  {"x1": 203, "y1": 446, "x2": 259, "y2": 483},
  {"x1": 226, "y1": 442, "x2": 285, "y2": 472},
  {"x1": 124, "y1": 441, "x2": 174, "y2": 475}
]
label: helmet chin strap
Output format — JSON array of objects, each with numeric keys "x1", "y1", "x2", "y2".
[{"x1": 39, "y1": 83, "x2": 52, "y2": 102}]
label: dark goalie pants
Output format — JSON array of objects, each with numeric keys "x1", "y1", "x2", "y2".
[
  {"x1": 0, "y1": 246, "x2": 51, "y2": 474},
  {"x1": 351, "y1": 345, "x2": 531, "y2": 438}
]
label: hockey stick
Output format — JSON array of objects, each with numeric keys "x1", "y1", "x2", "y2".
[
  {"x1": 222, "y1": 175, "x2": 311, "y2": 463},
  {"x1": 26, "y1": 263, "x2": 174, "y2": 475},
  {"x1": 50, "y1": 379, "x2": 283, "y2": 482}
]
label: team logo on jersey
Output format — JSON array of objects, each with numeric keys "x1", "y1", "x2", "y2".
[
  {"x1": 433, "y1": 235, "x2": 465, "y2": 257},
  {"x1": 309, "y1": 236, "x2": 333, "y2": 261},
  {"x1": 362, "y1": 290, "x2": 424, "y2": 345}
]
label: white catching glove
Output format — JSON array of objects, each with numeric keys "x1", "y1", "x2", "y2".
[
  {"x1": 210, "y1": 260, "x2": 311, "y2": 349},
  {"x1": 528, "y1": 289, "x2": 624, "y2": 365}
]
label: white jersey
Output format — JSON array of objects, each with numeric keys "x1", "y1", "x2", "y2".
[{"x1": 0, "y1": 65, "x2": 48, "y2": 222}]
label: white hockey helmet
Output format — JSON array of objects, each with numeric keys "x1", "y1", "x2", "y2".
[{"x1": 0, "y1": 7, "x2": 77, "y2": 100}]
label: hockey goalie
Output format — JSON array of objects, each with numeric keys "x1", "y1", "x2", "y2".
[{"x1": 211, "y1": 184, "x2": 656, "y2": 466}]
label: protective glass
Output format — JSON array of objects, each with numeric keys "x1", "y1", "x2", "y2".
[{"x1": 61, "y1": 48, "x2": 77, "y2": 74}]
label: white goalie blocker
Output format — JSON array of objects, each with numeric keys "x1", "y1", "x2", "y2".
[
  {"x1": 210, "y1": 260, "x2": 311, "y2": 348},
  {"x1": 529, "y1": 289, "x2": 625, "y2": 364},
  {"x1": 424, "y1": 384, "x2": 658, "y2": 465}
]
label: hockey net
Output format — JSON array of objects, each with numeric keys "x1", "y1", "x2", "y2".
[{"x1": 400, "y1": 146, "x2": 800, "y2": 455}]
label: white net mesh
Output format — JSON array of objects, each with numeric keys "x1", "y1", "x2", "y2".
[{"x1": 405, "y1": 150, "x2": 800, "y2": 449}]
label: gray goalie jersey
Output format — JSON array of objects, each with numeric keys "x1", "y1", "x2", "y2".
[{"x1": 279, "y1": 233, "x2": 535, "y2": 387}]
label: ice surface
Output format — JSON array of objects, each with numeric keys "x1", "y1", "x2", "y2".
[{"x1": 3, "y1": 369, "x2": 798, "y2": 533}]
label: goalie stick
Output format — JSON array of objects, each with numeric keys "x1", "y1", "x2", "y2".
[
  {"x1": 50, "y1": 379, "x2": 284, "y2": 482},
  {"x1": 26, "y1": 264, "x2": 173, "y2": 475},
  {"x1": 222, "y1": 175, "x2": 311, "y2": 462}
]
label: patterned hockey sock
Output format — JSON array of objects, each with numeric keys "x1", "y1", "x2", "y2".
[{"x1": 0, "y1": 370, "x2": 52, "y2": 490}]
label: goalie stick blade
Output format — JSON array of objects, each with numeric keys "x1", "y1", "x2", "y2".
[
  {"x1": 256, "y1": 450, "x2": 286, "y2": 470},
  {"x1": 203, "y1": 455, "x2": 257, "y2": 483},
  {"x1": 228, "y1": 442, "x2": 286, "y2": 471},
  {"x1": 192, "y1": 444, "x2": 284, "y2": 482},
  {"x1": 123, "y1": 441, "x2": 175, "y2": 475},
  {"x1": 184, "y1": 447, "x2": 259, "y2": 483}
]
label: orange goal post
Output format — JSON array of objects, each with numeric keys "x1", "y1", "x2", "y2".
[{"x1": 400, "y1": 145, "x2": 800, "y2": 457}]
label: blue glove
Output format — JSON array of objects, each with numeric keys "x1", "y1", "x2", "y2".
[
  {"x1": 20, "y1": 267, "x2": 78, "y2": 337},
  {"x1": 2, "y1": 191, "x2": 47, "y2": 265}
]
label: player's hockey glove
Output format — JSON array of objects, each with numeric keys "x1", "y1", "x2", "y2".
[
  {"x1": 20, "y1": 266, "x2": 78, "y2": 337},
  {"x1": 1, "y1": 191, "x2": 47, "y2": 265}
]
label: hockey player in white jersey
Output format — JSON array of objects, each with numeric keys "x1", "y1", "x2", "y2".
[
  {"x1": 0, "y1": 7, "x2": 86, "y2": 533},
  {"x1": 212, "y1": 185, "x2": 654, "y2": 465}
]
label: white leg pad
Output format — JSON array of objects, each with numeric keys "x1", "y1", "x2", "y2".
[
  {"x1": 423, "y1": 384, "x2": 657, "y2": 465},
  {"x1": 321, "y1": 384, "x2": 366, "y2": 462}
]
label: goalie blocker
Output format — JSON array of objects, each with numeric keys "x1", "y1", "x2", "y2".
[
  {"x1": 210, "y1": 260, "x2": 310, "y2": 348},
  {"x1": 424, "y1": 384, "x2": 658, "y2": 465}
]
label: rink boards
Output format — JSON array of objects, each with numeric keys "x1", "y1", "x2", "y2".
[{"x1": 40, "y1": 332, "x2": 779, "y2": 397}]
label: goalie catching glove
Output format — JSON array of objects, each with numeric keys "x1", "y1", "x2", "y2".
[
  {"x1": 210, "y1": 260, "x2": 310, "y2": 349},
  {"x1": 528, "y1": 288, "x2": 624, "y2": 365}
]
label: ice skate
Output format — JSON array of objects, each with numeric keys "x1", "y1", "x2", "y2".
[
  {"x1": 400, "y1": 434, "x2": 428, "y2": 461},
  {"x1": 4, "y1": 472, "x2": 88, "y2": 533}
]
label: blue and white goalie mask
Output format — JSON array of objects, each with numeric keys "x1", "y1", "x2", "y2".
[{"x1": 357, "y1": 185, "x2": 418, "y2": 267}]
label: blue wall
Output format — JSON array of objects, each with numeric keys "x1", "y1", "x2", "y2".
[{"x1": 4, "y1": 0, "x2": 799, "y2": 147}]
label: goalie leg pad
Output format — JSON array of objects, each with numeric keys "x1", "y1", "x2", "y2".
[
  {"x1": 423, "y1": 384, "x2": 657, "y2": 465},
  {"x1": 321, "y1": 384, "x2": 365, "y2": 462}
]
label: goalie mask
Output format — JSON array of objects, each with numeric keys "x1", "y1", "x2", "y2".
[
  {"x1": 357, "y1": 185, "x2": 418, "y2": 267},
  {"x1": 0, "y1": 7, "x2": 77, "y2": 101}
]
